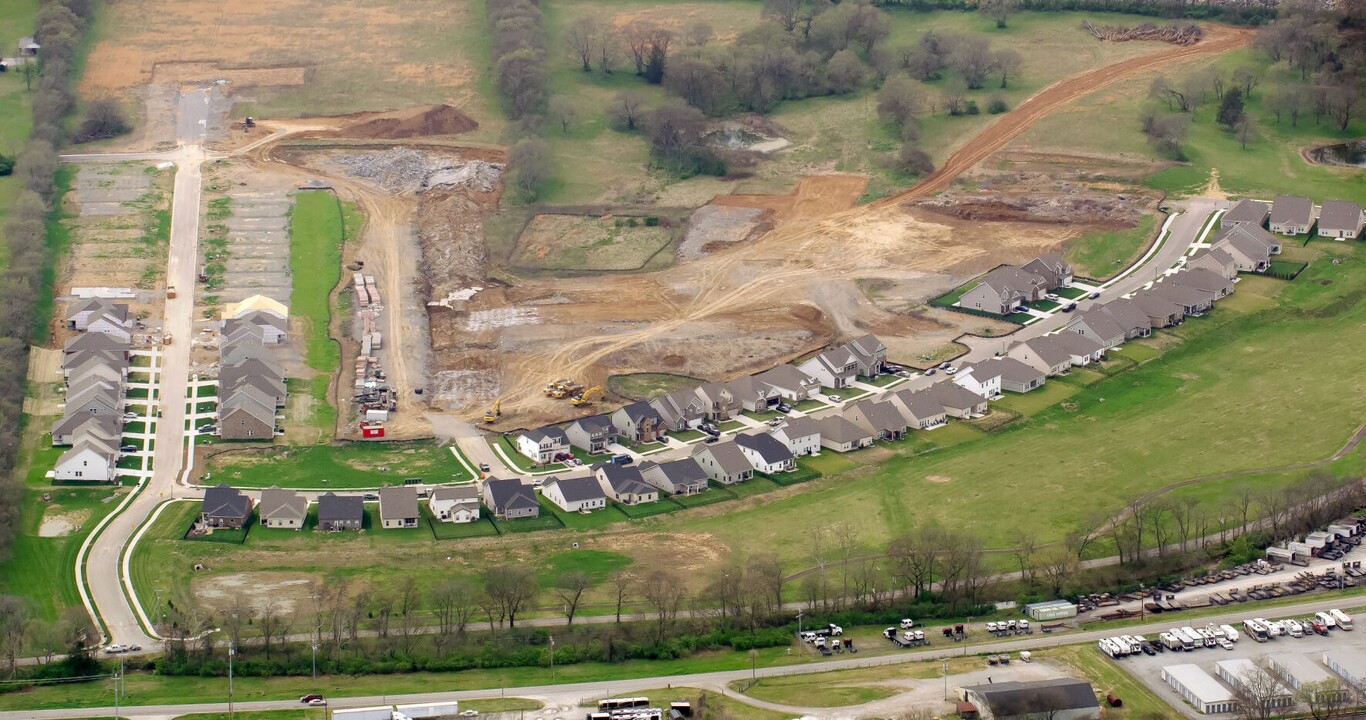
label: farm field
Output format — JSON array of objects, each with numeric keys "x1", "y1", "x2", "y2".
[{"x1": 201, "y1": 441, "x2": 474, "y2": 489}]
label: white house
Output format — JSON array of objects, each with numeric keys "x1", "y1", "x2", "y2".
[
  {"x1": 53, "y1": 442, "x2": 115, "y2": 482},
  {"x1": 542, "y1": 476, "x2": 608, "y2": 513},
  {"x1": 734, "y1": 432, "x2": 795, "y2": 473},
  {"x1": 770, "y1": 417, "x2": 821, "y2": 457},
  {"x1": 429, "y1": 485, "x2": 480, "y2": 523},
  {"x1": 797, "y1": 347, "x2": 858, "y2": 389},
  {"x1": 516, "y1": 427, "x2": 570, "y2": 464},
  {"x1": 952, "y1": 365, "x2": 1002, "y2": 400}
]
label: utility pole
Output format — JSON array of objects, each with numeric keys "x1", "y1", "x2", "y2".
[
  {"x1": 749, "y1": 649, "x2": 757, "y2": 682},
  {"x1": 549, "y1": 635, "x2": 556, "y2": 682},
  {"x1": 155, "y1": 589, "x2": 164, "y2": 627},
  {"x1": 942, "y1": 658, "x2": 949, "y2": 700},
  {"x1": 228, "y1": 642, "x2": 235, "y2": 720}
]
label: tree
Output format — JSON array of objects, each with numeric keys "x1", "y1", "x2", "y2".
[
  {"x1": 825, "y1": 50, "x2": 867, "y2": 95},
  {"x1": 17, "y1": 61, "x2": 38, "y2": 92},
  {"x1": 482, "y1": 564, "x2": 538, "y2": 628},
  {"x1": 1143, "y1": 113, "x2": 1190, "y2": 159},
  {"x1": 644, "y1": 27, "x2": 673, "y2": 84},
  {"x1": 623, "y1": 21, "x2": 654, "y2": 75},
  {"x1": 895, "y1": 143, "x2": 934, "y2": 176},
  {"x1": 641, "y1": 569, "x2": 687, "y2": 642},
  {"x1": 1299, "y1": 678, "x2": 1354, "y2": 720},
  {"x1": 506, "y1": 138, "x2": 552, "y2": 201},
  {"x1": 396, "y1": 576, "x2": 421, "y2": 653},
  {"x1": 610, "y1": 570, "x2": 635, "y2": 624},
  {"x1": 0, "y1": 596, "x2": 26, "y2": 677},
  {"x1": 495, "y1": 47, "x2": 548, "y2": 119},
  {"x1": 1322, "y1": 82, "x2": 1361, "y2": 132},
  {"x1": 1231, "y1": 660, "x2": 1291, "y2": 720},
  {"x1": 644, "y1": 101, "x2": 722, "y2": 176},
  {"x1": 1235, "y1": 113, "x2": 1254, "y2": 150},
  {"x1": 763, "y1": 0, "x2": 802, "y2": 32},
  {"x1": 663, "y1": 56, "x2": 725, "y2": 114},
  {"x1": 257, "y1": 600, "x2": 290, "y2": 660},
  {"x1": 950, "y1": 36, "x2": 996, "y2": 90},
  {"x1": 431, "y1": 578, "x2": 478, "y2": 648},
  {"x1": 553, "y1": 571, "x2": 593, "y2": 626},
  {"x1": 1010, "y1": 528, "x2": 1039, "y2": 587},
  {"x1": 611, "y1": 90, "x2": 644, "y2": 131},
  {"x1": 1217, "y1": 87, "x2": 1246, "y2": 130},
  {"x1": 548, "y1": 96, "x2": 578, "y2": 133},
  {"x1": 876, "y1": 74, "x2": 920, "y2": 131},
  {"x1": 566, "y1": 17, "x2": 600, "y2": 71},
  {"x1": 1267, "y1": 84, "x2": 1307, "y2": 126},
  {"x1": 993, "y1": 49, "x2": 1022, "y2": 89},
  {"x1": 1036, "y1": 546, "x2": 1079, "y2": 596},
  {"x1": 684, "y1": 20, "x2": 712, "y2": 47},
  {"x1": 1231, "y1": 65, "x2": 1262, "y2": 97},
  {"x1": 979, "y1": 0, "x2": 1020, "y2": 28}
]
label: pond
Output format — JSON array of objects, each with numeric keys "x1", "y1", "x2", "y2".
[{"x1": 1306, "y1": 140, "x2": 1366, "y2": 168}]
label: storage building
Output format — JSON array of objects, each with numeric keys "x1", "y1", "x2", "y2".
[
  {"x1": 1215, "y1": 658, "x2": 1293, "y2": 709},
  {"x1": 1162, "y1": 664, "x2": 1235, "y2": 714},
  {"x1": 1269, "y1": 654, "x2": 1346, "y2": 701},
  {"x1": 1024, "y1": 600, "x2": 1078, "y2": 621},
  {"x1": 958, "y1": 678, "x2": 1100, "y2": 720},
  {"x1": 1324, "y1": 649, "x2": 1366, "y2": 693}
]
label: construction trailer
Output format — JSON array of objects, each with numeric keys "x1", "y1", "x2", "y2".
[
  {"x1": 394, "y1": 701, "x2": 460, "y2": 718},
  {"x1": 333, "y1": 707, "x2": 395, "y2": 720}
]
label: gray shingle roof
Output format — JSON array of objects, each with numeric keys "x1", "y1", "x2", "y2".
[
  {"x1": 1223, "y1": 199, "x2": 1269, "y2": 225},
  {"x1": 317, "y1": 492, "x2": 363, "y2": 524},
  {"x1": 1270, "y1": 195, "x2": 1314, "y2": 226},
  {"x1": 1319, "y1": 200, "x2": 1363, "y2": 233},
  {"x1": 691, "y1": 441, "x2": 752, "y2": 474},
  {"x1": 379, "y1": 486, "x2": 420, "y2": 521},
  {"x1": 734, "y1": 431, "x2": 794, "y2": 464},
  {"x1": 260, "y1": 487, "x2": 307, "y2": 521},
  {"x1": 485, "y1": 477, "x2": 539, "y2": 511},
  {"x1": 544, "y1": 475, "x2": 605, "y2": 503},
  {"x1": 522, "y1": 426, "x2": 569, "y2": 445},
  {"x1": 203, "y1": 483, "x2": 251, "y2": 519},
  {"x1": 819, "y1": 415, "x2": 872, "y2": 443}
]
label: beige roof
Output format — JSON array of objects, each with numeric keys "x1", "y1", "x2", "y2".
[{"x1": 223, "y1": 294, "x2": 288, "y2": 321}]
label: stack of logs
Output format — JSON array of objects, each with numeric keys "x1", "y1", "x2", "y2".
[{"x1": 1082, "y1": 20, "x2": 1203, "y2": 45}]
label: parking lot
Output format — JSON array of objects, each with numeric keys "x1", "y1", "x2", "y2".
[{"x1": 1110, "y1": 611, "x2": 1366, "y2": 717}]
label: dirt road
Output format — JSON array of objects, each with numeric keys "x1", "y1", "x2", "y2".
[{"x1": 879, "y1": 26, "x2": 1255, "y2": 205}]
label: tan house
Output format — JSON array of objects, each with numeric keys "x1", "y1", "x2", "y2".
[{"x1": 259, "y1": 487, "x2": 308, "y2": 529}]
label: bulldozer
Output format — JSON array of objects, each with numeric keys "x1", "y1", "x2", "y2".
[
  {"x1": 482, "y1": 399, "x2": 501, "y2": 424},
  {"x1": 570, "y1": 386, "x2": 604, "y2": 406}
]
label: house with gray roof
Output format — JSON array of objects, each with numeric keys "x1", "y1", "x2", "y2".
[
  {"x1": 649, "y1": 389, "x2": 706, "y2": 432},
  {"x1": 843, "y1": 399, "x2": 907, "y2": 440},
  {"x1": 53, "y1": 440, "x2": 116, "y2": 482},
  {"x1": 885, "y1": 388, "x2": 948, "y2": 428},
  {"x1": 1221, "y1": 198, "x2": 1269, "y2": 229},
  {"x1": 611, "y1": 401, "x2": 667, "y2": 443},
  {"x1": 1049, "y1": 332, "x2": 1106, "y2": 366},
  {"x1": 691, "y1": 441, "x2": 754, "y2": 484},
  {"x1": 220, "y1": 384, "x2": 276, "y2": 440},
  {"x1": 67, "y1": 299, "x2": 130, "y2": 333},
  {"x1": 516, "y1": 426, "x2": 571, "y2": 464},
  {"x1": 1021, "y1": 253, "x2": 1074, "y2": 288},
  {"x1": 379, "y1": 486, "x2": 420, "y2": 529},
  {"x1": 1130, "y1": 290, "x2": 1185, "y2": 328},
  {"x1": 952, "y1": 363, "x2": 1002, "y2": 400},
  {"x1": 1318, "y1": 200, "x2": 1363, "y2": 240},
  {"x1": 594, "y1": 464, "x2": 658, "y2": 505},
  {"x1": 724, "y1": 376, "x2": 782, "y2": 412},
  {"x1": 1211, "y1": 225, "x2": 1276, "y2": 272},
  {"x1": 639, "y1": 458, "x2": 710, "y2": 496},
  {"x1": 959, "y1": 266, "x2": 1048, "y2": 315},
  {"x1": 64, "y1": 331, "x2": 130, "y2": 356},
  {"x1": 771, "y1": 416, "x2": 821, "y2": 456},
  {"x1": 565, "y1": 415, "x2": 616, "y2": 455},
  {"x1": 1007, "y1": 336, "x2": 1073, "y2": 376},
  {"x1": 1270, "y1": 195, "x2": 1315, "y2": 235},
  {"x1": 844, "y1": 334, "x2": 887, "y2": 377},
  {"x1": 1168, "y1": 268, "x2": 1233, "y2": 302},
  {"x1": 797, "y1": 346, "x2": 858, "y2": 389},
  {"x1": 1187, "y1": 247, "x2": 1238, "y2": 280},
  {"x1": 222, "y1": 310, "x2": 288, "y2": 345},
  {"x1": 201, "y1": 483, "x2": 253, "y2": 529},
  {"x1": 63, "y1": 382, "x2": 121, "y2": 417},
  {"x1": 1065, "y1": 309, "x2": 1126, "y2": 350},
  {"x1": 430, "y1": 485, "x2": 480, "y2": 523},
  {"x1": 931, "y1": 381, "x2": 988, "y2": 419},
  {"x1": 482, "y1": 477, "x2": 541, "y2": 519},
  {"x1": 51, "y1": 412, "x2": 120, "y2": 447},
  {"x1": 1146, "y1": 281, "x2": 1212, "y2": 315},
  {"x1": 734, "y1": 431, "x2": 795, "y2": 473},
  {"x1": 1093, "y1": 298, "x2": 1151, "y2": 340},
  {"x1": 542, "y1": 475, "x2": 607, "y2": 513},
  {"x1": 317, "y1": 492, "x2": 363, "y2": 531},
  {"x1": 694, "y1": 381, "x2": 742, "y2": 421},
  {"x1": 219, "y1": 358, "x2": 286, "y2": 406},
  {"x1": 65, "y1": 354, "x2": 124, "y2": 384},
  {"x1": 259, "y1": 487, "x2": 308, "y2": 529},
  {"x1": 818, "y1": 415, "x2": 874, "y2": 453},
  {"x1": 754, "y1": 365, "x2": 821, "y2": 401},
  {"x1": 976, "y1": 357, "x2": 1044, "y2": 394}
]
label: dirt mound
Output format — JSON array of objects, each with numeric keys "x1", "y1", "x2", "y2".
[{"x1": 344, "y1": 105, "x2": 479, "y2": 139}]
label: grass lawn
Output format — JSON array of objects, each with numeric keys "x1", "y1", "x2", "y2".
[
  {"x1": 864, "y1": 374, "x2": 903, "y2": 388},
  {"x1": 1054, "y1": 286, "x2": 1088, "y2": 300},
  {"x1": 793, "y1": 398, "x2": 828, "y2": 412},
  {"x1": 607, "y1": 372, "x2": 700, "y2": 401},
  {"x1": 543, "y1": 496, "x2": 631, "y2": 531},
  {"x1": 494, "y1": 435, "x2": 566, "y2": 473},
  {"x1": 426, "y1": 514, "x2": 500, "y2": 540},
  {"x1": 670, "y1": 429, "x2": 705, "y2": 443},
  {"x1": 0, "y1": 487, "x2": 123, "y2": 621},
  {"x1": 726, "y1": 475, "x2": 781, "y2": 499},
  {"x1": 930, "y1": 280, "x2": 977, "y2": 308},
  {"x1": 821, "y1": 387, "x2": 869, "y2": 401},
  {"x1": 742, "y1": 408, "x2": 783, "y2": 422},
  {"x1": 204, "y1": 441, "x2": 472, "y2": 489},
  {"x1": 992, "y1": 381, "x2": 1079, "y2": 417},
  {"x1": 1004, "y1": 311, "x2": 1035, "y2": 324},
  {"x1": 736, "y1": 676, "x2": 898, "y2": 707},
  {"x1": 1065, "y1": 214, "x2": 1159, "y2": 280},
  {"x1": 671, "y1": 487, "x2": 735, "y2": 509},
  {"x1": 717, "y1": 420, "x2": 746, "y2": 432},
  {"x1": 1267, "y1": 259, "x2": 1308, "y2": 277},
  {"x1": 1030, "y1": 299, "x2": 1062, "y2": 312},
  {"x1": 616, "y1": 499, "x2": 680, "y2": 519}
]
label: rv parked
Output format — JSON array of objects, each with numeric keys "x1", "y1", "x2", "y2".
[{"x1": 1332, "y1": 609, "x2": 1354, "y2": 630}]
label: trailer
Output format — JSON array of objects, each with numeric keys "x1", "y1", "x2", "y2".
[
  {"x1": 1243, "y1": 619, "x2": 1269, "y2": 642},
  {"x1": 1317, "y1": 611, "x2": 1339, "y2": 630},
  {"x1": 1169, "y1": 627, "x2": 1195, "y2": 651},
  {"x1": 395, "y1": 701, "x2": 460, "y2": 718},
  {"x1": 1160, "y1": 632, "x2": 1183, "y2": 651},
  {"x1": 1220, "y1": 624, "x2": 1240, "y2": 643},
  {"x1": 333, "y1": 708, "x2": 394, "y2": 720},
  {"x1": 1332, "y1": 609, "x2": 1355, "y2": 630}
]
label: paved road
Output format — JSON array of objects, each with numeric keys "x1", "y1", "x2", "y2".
[
  {"x1": 70, "y1": 87, "x2": 214, "y2": 649},
  {"x1": 10, "y1": 593, "x2": 1364, "y2": 720}
]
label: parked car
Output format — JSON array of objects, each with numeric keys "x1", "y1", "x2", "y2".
[
  {"x1": 1088, "y1": 291, "x2": 1102, "y2": 300},
  {"x1": 478, "y1": 463, "x2": 491, "y2": 472},
  {"x1": 308, "y1": 698, "x2": 328, "y2": 707},
  {"x1": 924, "y1": 368, "x2": 937, "y2": 376},
  {"x1": 300, "y1": 694, "x2": 323, "y2": 704},
  {"x1": 1062, "y1": 303, "x2": 1078, "y2": 313},
  {"x1": 944, "y1": 367, "x2": 958, "y2": 375},
  {"x1": 767, "y1": 418, "x2": 784, "y2": 427},
  {"x1": 198, "y1": 425, "x2": 216, "y2": 434},
  {"x1": 827, "y1": 395, "x2": 842, "y2": 403},
  {"x1": 103, "y1": 644, "x2": 127, "y2": 654},
  {"x1": 704, "y1": 436, "x2": 719, "y2": 444},
  {"x1": 122, "y1": 412, "x2": 138, "y2": 420},
  {"x1": 363, "y1": 493, "x2": 378, "y2": 501},
  {"x1": 777, "y1": 403, "x2": 793, "y2": 413},
  {"x1": 938, "y1": 362, "x2": 951, "y2": 370},
  {"x1": 120, "y1": 444, "x2": 138, "y2": 453}
]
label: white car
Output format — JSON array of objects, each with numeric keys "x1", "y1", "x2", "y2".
[
  {"x1": 1219, "y1": 639, "x2": 1234, "y2": 650},
  {"x1": 103, "y1": 644, "x2": 127, "y2": 654},
  {"x1": 827, "y1": 395, "x2": 841, "y2": 403},
  {"x1": 944, "y1": 366, "x2": 959, "y2": 375},
  {"x1": 307, "y1": 698, "x2": 328, "y2": 706}
]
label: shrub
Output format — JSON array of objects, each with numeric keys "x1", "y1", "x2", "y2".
[
  {"x1": 987, "y1": 97, "x2": 1008, "y2": 114},
  {"x1": 0, "y1": 155, "x2": 13, "y2": 176}
]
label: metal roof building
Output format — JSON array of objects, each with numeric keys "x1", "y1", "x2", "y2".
[
  {"x1": 1162, "y1": 664, "x2": 1235, "y2": 714},
  {"x1": 1324, "y1": 649, "x2": 1366, "y2": 693},
  {"x1": 1024, "y1": 599, "x2": 1078, "y2": 621},
  {"x1": 1215, "y1": 658, "x2": 1293, "y2": 709}
]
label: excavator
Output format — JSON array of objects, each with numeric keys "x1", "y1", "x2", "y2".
[
  {"x1": 570, "y1": 386, "x2": 604, "y2": 406},
  {"x1": 482, "y1": 399, "x2": 501, "y2": 424}
]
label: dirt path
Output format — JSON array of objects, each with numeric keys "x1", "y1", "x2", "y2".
[{"x1": 877, "y1": 25, "x2": 1255, "y2": 205}]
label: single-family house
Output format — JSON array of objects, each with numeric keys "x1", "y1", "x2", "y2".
[
  {"x1": 1211, "y1": 225, "x2": 1277, "y2": 272},
  {"x1": 67, "y1": 299, "x2": 129, "y2": 332},
  {"x1": 222, "y1": 323, "x2": 268, "y2": 351},
  {"x1": 565, "y1": 415, "x2": 617, "y2": 455},
  {"x1": 1318, "y1": 200, "x2": 1364, "y2": 240},
  {"x1": 818, "y1": 415, "x2": 875, "y2": 452},
  {"x1": 770, "y1": 416, "x2": 821, "y2": 456},
  {"x1": 1065, "y1": 310, "x2": 1126, "y2": 350},
  {"x1": 18, "y1": 36, "x2": 39, "y2": 57},
  {"x1": 85, "y1": 310, "x2": 134, "y2": 343},
  {"x1": 843, "y1": 399, "x2": 908, "y2": 440},
  {"x1": 1130, "y1": 290, "x2": 1185, "y2": 328},
  {"x1": 482, "y1": 477, "x2": 541, "y2": 519},
  {"x1": 951, "y1": 364, "x2": 1003, "y2": 400},
  {"x1": 691, "y1": 441, "x2": 754, "y2": 484},
  {"x1": 694, "y1": 382, "x2": 742, "y2": 421},
  {"x1": 379, "y1": 486, "x2": 420, "y2": 529},
  {"x1": 959, "y1": 266, "x2": 1049, "y2": 315},
  {"x1": 844, "y1": 334, "x2": 888, "y2": 377},
  {"x1": 797, "y1": 347, "x2": 858, "y2": 389},
  {"x1": 734, "y1": 432, "x2": 796, "y2": 473},
  {"x1": 64, "y1": 355, "x2": 124, "y2": 385},
  {"x1": 594, "y1": 464, "x2": 659, "y2": 505},
  {"x1": 220, "y1": 386, "x2": 277, "y2": 440},
  {"x1": 317, "y1": 492, "x2": 364, "y2": 531},
  {"x1": 1007, "y1": 337, "x2": 1073, "y2": 377},
  {"x1": 1221, "y1": 199, "x2": 1270, "y2": 229},
  {"x1": 224, "y1": 294, "x2": 288, "y2": 321},
  {"x1": 1147, "y1": 281, "x2": 1213, "y2": 315},
  {"x1": 639, "y1": 458, "x2": 710, "y2": 496},
  {"x1": 219, "y1": 358, "x2": 287, "y2": 405},
  {"x1": 541, "y1": 476, "x2": 608, "y2": 513},
  {"x1": 1187, "y1": 247, "x2": 1238, "y2": 280},
  {"x1": 649, "y1": 389, "x2": 705, "y2": 432},
  {"x1": 201, "y1": 483, "x2": 253, "y2": 529},
  {"x1": 63, "y1": 382, "x2": 121, "y2": 417},
  {"x1": 1270, "y1": 195, "x2": 1315, "y2": 235},
  {"x1": 1021, "y1": 253, "x2": 1074, "y2": 288},
  {"x1": 977, "y1": 357, "x2": 1044, "y2": 394},
  {"x1": 64, "y1": 331, "x2": 130, "y2": 357},
  {"x1": 221, "y1": 339, "x2": 271, "y2": 366},
  {"x1": 516, "y1": 426, "x2": 571, "y2": 464},
  {"x1": 52, "y1": 441, "x2": 115, "y2": 482},
  {"x1": 429, "y1": 485, "x2": 480, "y2": 523},
  {"x1": 1094, "y1": 298, "x2": 1152, "y2": 340},
  {"x1": 754, "y1": 365, "x2": 821, "y2": 402},
  {"x1": 885, "y1": 388, "x2": 948, "y2": 429},
  {"x1": 931, "y1": 381, "x2": 988, "y2": 419},
  {"x1": 221, "y1": 310, "x2": 288, "y2": 344},
  {"x1": 724, "y1": 376, "x2": 782, "y2": 412},
  {"x1": 259, "y1": 487, "x2": 308, "y2": 529},
  {"x1": 1168, "y1": 268, "x2": 1233, "y2": 302},
  {"x1": 1049, "y1": 332, "x2": 1106, "y2": 366},
  {"x1": 611, "y1": 401, "x2": 667, "y2": 443},
  {"x1": 51, "y1": 412, "x2": 120, "y2": 447}
]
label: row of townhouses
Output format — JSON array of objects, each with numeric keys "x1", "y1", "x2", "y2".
[{"x1": 52, "y1": 300, "x2": 134, "y2": 482}]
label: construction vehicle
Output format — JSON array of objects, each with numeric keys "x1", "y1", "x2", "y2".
[
  {"x1": 544, "y1": 378, "x2": 574, "y2": 397},
  {"x1": 482, "y1": 399, "x2": 501, "y2": 424},
  {"x1": 570, "y1": 386, "x2": 604, "y2": 406},
  {"x1": 166, "y1": 285, "x2": 176, "y2": 299}
]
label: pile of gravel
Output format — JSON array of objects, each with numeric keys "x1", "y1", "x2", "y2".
[{"x1": 334, "y1": 148, "x2": 503, "y2": 194}]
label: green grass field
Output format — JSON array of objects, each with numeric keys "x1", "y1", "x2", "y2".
[
  {"x1": 204, "y1": 441, "x2": 473, "y2": 489},
  {"x1": 1065, "y1": 214, "x2": 1158, "y2": 280},
  {"x1": 607, "y1": 372, "x2": 701, "y2": 401},
  {"x1": 0, "y1": 487, "x2": 123, "y2": 621}
]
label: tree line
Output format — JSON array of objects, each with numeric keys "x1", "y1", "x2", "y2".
[{"x1": 0, "y1": 0, "x2": 97, "y2": 565}]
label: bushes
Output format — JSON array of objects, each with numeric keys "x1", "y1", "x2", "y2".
[
  {"x1": 73, "y1": 98, "x2": 131, "y2": 143},
  {"x1": 487, "y1": 0, "x2": 547, "y2": 119}
]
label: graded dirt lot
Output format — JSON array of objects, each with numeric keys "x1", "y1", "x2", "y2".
[{"x1": 512, "y1": 215, "x2": 674, "y2": 272}]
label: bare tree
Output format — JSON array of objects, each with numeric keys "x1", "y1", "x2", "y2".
[
  {"x1": 623, "y1": 21, "x2": 654, "y2": 75},
  {"x1": 431, "y1": 578, "x2": 478, "y2": 649},
  {"x1": 1322, "y1": 82, "x2": 1361, "y2": 132},
  {"x1": 1036, "y1": 546, "x2": 1079, "y2": 597},
  {"x1": 1230, "y1": 660, "x2": 1290, "y2": 720},
  {"x1": 993, "y1": 49, "x2": 1022, "y2": 89},
  {"x1": 832, "y1": 521, "x2": 861, "y2": 608},
  {"x1": 548, "y1": 96, "x2": 578, "y2": 133},
  {"x1": 1150, "y1": 76, "x2": 1193, "y2": 113},
  {"x1": 507, "y1": 138, "x2": 552, "y2": 201},
  {"x1": 1231, "y1": 65, "x2": 1262, "y2": 97},
  {"x1": 610, "y1": 570, "x2": 635, "y2": 624},
  {"x1": 611, "y1": 90, "x2": 644, "y2": 131},
  {"x1": 373, "y1": 591, "x2": 394, "y2": 639},
  {"x1": 979, "y1": 0, "x2": 1021, "y2": 28},
  {"x1": 483, "y1": 564, "x2": 539, "y2": 628},
  {"x1": 1010, "y1": 527, "x2": 1038, "y2": 587},
  {"x1": 1236, "y1": 113, "x2": 1255, "y2": 150},
  {"x1": 553, "y1": 571, "x2": 593, "y2": 626},
  {"x1": 763, "y1": 0, "x2": 802, "y2": 32},
  {"x1": 0, "y1": 596, "x2": 27, "y2": 677},
  {"x1": 684, "y1": 20, "x2": 712, "y2": 47},
  {"x1": 641, "y1": 569, "x2": 687, "y2": 643},
  {"x1": 258, "y1": 600, "x2": 290, "y2": 660},
  {"x1": 826, "y1": 50, "x2": 867, "y2": 95},
  {"x1": 220, "y1": 595, "x2": 255, "y2": 655},
  {"x1": 950, "y1": 36, "x2": 996, "y2": 90},
  {"x1": 397, "y1": 577, "x2": 421, "y2": 654},
  {"x1": 347, "y1": 584, "x2": 371, "y2": 643}
]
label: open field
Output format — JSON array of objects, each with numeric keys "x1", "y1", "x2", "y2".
[
  {"x1": 201, "y1": 441, "x2": 473, "y2": 489},
  {"x1": 1064, "y1": 214, "x2": 1158, "y2": 280},
  {"x1": 511, "y1": 214, "x2": 674, "y2": 272},
  {"x1": 607, "y1": 372, "x2": 702, "y2": 401},
  {"x1": 0, "y1": 486, "x2": 125, "y2": 621}
]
